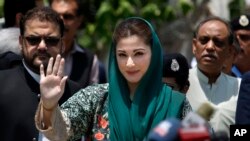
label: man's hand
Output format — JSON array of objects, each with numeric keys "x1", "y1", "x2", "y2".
[{"x1": 40, "y1": 54, "x2": 67, "y2": 110}]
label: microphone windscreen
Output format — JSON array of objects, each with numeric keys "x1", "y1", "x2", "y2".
[
  {"x1": 179, "y1": 102, "x2": 215, "y2": 141},
  {"x1": 196, "y1": 102, "x2": 214, "y2": 121},
  {"x1": 182, "y1": 102, "x2": 214, "y2": 128},
  {"x1": 147, "y1": 118, "x2": 181, "y2": 141}
]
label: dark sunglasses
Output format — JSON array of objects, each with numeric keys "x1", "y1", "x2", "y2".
[{"x1": 24, "y1": 36, "x2": 61, "y2": 46}]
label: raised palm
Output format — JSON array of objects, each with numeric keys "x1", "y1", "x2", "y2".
[{"x1": 40, "y1": 55, "x2": 68, "y2": 110}]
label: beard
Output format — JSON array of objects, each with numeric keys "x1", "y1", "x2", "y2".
[{"x1": 22, "y1": 52, "x2": 51, "y2": 74}]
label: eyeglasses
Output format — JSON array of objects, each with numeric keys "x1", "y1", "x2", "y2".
[{"x1": 24, "y1": 36, "x2": 61, "y2": 46}]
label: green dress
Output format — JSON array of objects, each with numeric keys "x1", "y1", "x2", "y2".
[{"x1": 59, "y1": 83, "x2": 190, "y2": 141}]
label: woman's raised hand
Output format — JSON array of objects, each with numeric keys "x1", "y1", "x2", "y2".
[{"x1": 40, "y1": 54, "x2": 68, "y2": 110}]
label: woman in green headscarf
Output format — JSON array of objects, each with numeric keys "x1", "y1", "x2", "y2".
[{"x1": 35, "y1": 17, "x2": 190, "y2": 141}]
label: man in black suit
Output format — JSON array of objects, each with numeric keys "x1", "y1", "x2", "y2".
[
  {"x1": 0, "y1": 7, "x2": 81, "y2": 141},
  {"x1": 236, "y1": 71, "x2": 250, "y2": 124}
]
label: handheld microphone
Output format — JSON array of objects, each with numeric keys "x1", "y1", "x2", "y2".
[
  {"x1": 182, "y1": 102, "x2": 214, "y2": 128},
  {"x1": 179, "y1": 124, "x2": 210, "y2": 141},
  {"x1": 147, "y1": 118, "x2": 181, "y2": 141},
  {"x1": 179, "y1": 130, "x2": 229, "y2": 141},
  {"x1": 179, "y1": 102, "x2": 215, "y2": 141}
]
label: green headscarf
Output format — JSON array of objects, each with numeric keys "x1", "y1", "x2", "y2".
[{"x1": 108, "y1": 17, "x2": 185, "y2": 141}]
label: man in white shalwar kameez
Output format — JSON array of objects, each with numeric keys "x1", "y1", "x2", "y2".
[{"x1": 186, "y1": 17, "x2": 241, "y2": 137}]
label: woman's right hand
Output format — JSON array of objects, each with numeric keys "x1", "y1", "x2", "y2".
[{"x1": 40, "y1": 54, "x2": 68, "y2": 110}]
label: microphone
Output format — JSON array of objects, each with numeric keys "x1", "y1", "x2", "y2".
[
  {"x1": 182, "y1": 102, "x2": 214, "y2": 128},
  {"x1": 147, "y1": 118, "x2": 181, "y2": 141},
  {"x1": 178, "y1": 124, "x2": 210, "y2": 141},
  {"x1": 179, "y1": 102, "x2": 215, "y2": 141},
  {"x1": 147, "y1": 102, "x2": 216, "y2": 141}
]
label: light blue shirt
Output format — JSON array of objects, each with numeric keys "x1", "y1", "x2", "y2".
[{"x1": 231, "y1": 65, "x2": 242, "y2": 78}]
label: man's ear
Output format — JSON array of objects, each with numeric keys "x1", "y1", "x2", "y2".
[
  {"x1": 16, "y1": 13, "x2": 23, "y2": 27},
  {"x1": 19, "y1": 35, "x2": 23, "y2": 51},
  {"x1": 192, "y1": 38, "x2": 197, "y2": 54}
]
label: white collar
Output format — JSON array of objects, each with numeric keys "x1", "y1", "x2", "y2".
[{"x1": 22, "y1": 59, "x2": 40, "y2": 83}]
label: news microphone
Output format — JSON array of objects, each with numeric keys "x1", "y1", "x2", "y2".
[
  {"x1": 179, "y1": 127, "x2": 229, "y2": 141},
  {"x1": 179, "y1": 102, "x2": 215, "y2": 141},
  {"x1": 182, "y1": 102, "x2": 214, "y2": 128},
  {"x1": 147, "y1": 118, "x2": 181, "y2": 141}
]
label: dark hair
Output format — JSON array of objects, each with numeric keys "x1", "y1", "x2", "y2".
[
  {"x1": 19, "y1": 7, "x2": 64, "y2": 37},
  {"x1": 163, "y1": 53, "x2": 190, "y2": 91},
  {"x1": 193, "y1": 17, "x2": 234, "y2": 45},
  {"x1": 112, "y1": 18, "x2": 152, "y2": 46},
  {"x1": 3, "y1": 0, "x2": 36, "y2": 28},
  {"x1": 49, "y1": 0, "x2": 95, "y2": 26}
]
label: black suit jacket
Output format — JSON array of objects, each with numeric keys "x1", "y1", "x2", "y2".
[
  {"x1": 69, "y1": 48, "x2": 94, "y2": 88},
  {"x1": 0, "y1": 51, "x2": 22, "y2": 70},
  {"x1": 0, "y1": 65, "x2": 81, "y2": 141},
  {"x1": 0, "y1": 50, "x2": 100, "y2": 88},
  {"x1": 236, "y1": 71, "x2": 250, "y2": 124}
]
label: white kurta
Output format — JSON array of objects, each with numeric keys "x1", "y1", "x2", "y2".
[{"x1": 186, "y1": 67, "x2": 241, "y2": 135}]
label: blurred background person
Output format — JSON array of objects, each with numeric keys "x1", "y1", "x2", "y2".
[
  {"x1": 186, "y1": 17, "x2": 241, "y2": 136},
  {"x1": 222, "y1": 34, "x2": 241, "y2": 76},
  {"x1": 230, "y1": 14, "x2": 250, "y2": 78},
  {"x1": 49, "y1": 0, "x2": 107, "y2": 87},
  {"x1": 162, "y1": 53, "x2": 190, "y2": 94},
  {"x1": 0, "y1": 0, "x2": 43, "y2": 70},
  {"x1": 0, "y1": 28, "x2": 22, "y2": 69},
  {"x1": 0, "y1": 28, "x2": 20, "y2": 55},
  {"x1": 3, "y1": 0, "x2": 37, "y2": 28}
]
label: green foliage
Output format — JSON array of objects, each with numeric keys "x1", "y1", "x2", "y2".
[
  {"x1": 0, "y1": 0, "x2": 4, "y2": 18},
  {"x1": 179, "y1": 0, "x2": 193, "y2": 16},
  {"x1": 116, "y1": 1, "x2": 136, "y2": 16},
  {"x1": 0, "y1": 0, "x2": 244, "y2": 60},
  {"x1": 78, "y1": 0, "x2": 195, "y2": 57},
  {"x1": 162, "y1": 5, "x2": 176, "y2": 21},
  {"x1": 141, "y1": 3, "x2": 161, "y2": 18},
  {"x1": 229, "y1": 0, "x2": 246, "y2": 19}
]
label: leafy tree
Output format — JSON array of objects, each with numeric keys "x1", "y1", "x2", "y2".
[
  {"x1": 0, "y1": 0, "x2": 247, "y2": 61},
  {"x1": 77, "y1": 0, "x2": 194, "y2": 60}
]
